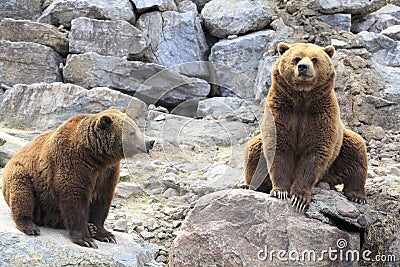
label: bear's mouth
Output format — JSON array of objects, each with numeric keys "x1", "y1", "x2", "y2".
[{"x1": 298, "y1": 73, "x2": 314, "y2": 79}]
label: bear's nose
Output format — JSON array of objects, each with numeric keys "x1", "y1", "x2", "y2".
[
  {"x1": 145, "y1": 140, "x2": 155, "y2": 152},
  {"x1": 298, "y1": 63, "x2": 308, "y2": 74}
]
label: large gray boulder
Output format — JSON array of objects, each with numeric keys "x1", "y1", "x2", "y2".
[
  {"x1": 63, "y1": 52, "x2": 210, "y2": 107},
  {"x1": 171, "y1": 185, "x2": 400, "y2": 266},
  {"x1": 357, "y1": 31, "x2": 397, "y2": 53},
  {"x1": 317, "y1": 13, "x2": 351, "y2": 32},
  {"x1": 317, "y1": 0, "x2": 385, "y2": 15},
  {"x1": 0, "y1": 41, "x2": 62, "y2": 87},
  {"x1": 0, "y1": 18, "x2": 69, "y2": 56},
  {"x1": 136, "y1": 11, "x2": 209, "y2": 78},
  {"x1": 69, "y1": 18, "x2": 148, "y2": 58},
  {"x1": 209, "y1": 30, "x2": 276, "y2": 99},
  {"x1": 0, "y1": 83, "x2": 147, "y2": 130},
  {"x1": 0, "y1": 192, "x2": 160, "y2": 266},
  {"x1": 351, "y1": 4, "x2": 400, "y2": 33},
  {"x1": 0, "y1": 0, "x2": 42, "y2": 20},
  {"x1": 38, "y1": 0, "x2": 136, "y2": 28},
  {"x1": 201, "y1": 0, "x2": 275, "y2": 38},
  {"x1": 357, "y1": 31, "x2": 400, "y2": 68},
  {"x1": 170, "y1": 189, "x2": 360, "y2": 266},
  {"x1": 131, "y1": 0, "x2": 177, "y2": 14}
]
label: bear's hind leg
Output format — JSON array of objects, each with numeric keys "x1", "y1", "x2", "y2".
[
  {"x1": 244, "y1": 135, "x2": 272, "y2": 193},
  {"x1": 323, "y1": 129, "x2": 367, "y2": 204},
  {"x1": 8, "y1": 170, "x2": 40, "y2": 236}
]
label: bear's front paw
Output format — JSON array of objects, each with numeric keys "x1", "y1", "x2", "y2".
[
  {"x1": 70, "y1": 230, "x2": 98, "y2": 248},
  {"x1": 73, "y1": 237, "x2": 98, "y2": 249},
  {"x1": 345, "y1": 191, "x2": 367, "y2": 204},
  {"x1": 290, "y1": 192, "x2": 311, "y2": 213},
  {"x1": 16, "y1": 218, "x2": 40, "y2": 236},
  {"x1": 94, "y1": 229, "x2": 116, "y2": 244},
  {"x1": 270, "y1": 189, "x2": 289, "y2": 200}
]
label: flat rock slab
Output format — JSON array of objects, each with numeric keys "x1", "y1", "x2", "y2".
[
  {"x1": 0, "y1": 82, "x2": 147, "y2": 130},
  {"x1": 38, "y1": 0, "x2": 136, "y2": 28},
  {"x1": 0, "y1": 192, "x2": 160, "y2": 267},
  {"x1": 63, "y1": 52, "x2": 210, "y2": 107},
  {"x1": 69, "y1": 17, "x2": 147, "y2": 58},
  {"x1": 0, "y1": 18, "x2": 69, "y2": 56},
  {"x1": 170, "y1": 189, "x2": 360, "y2": 267},
  {"x1": 0, "y1": 40, "x2": 62, "y2": 87},
  {"x1": 317, "y1": 0, "x2": 385, "y2": 15}
]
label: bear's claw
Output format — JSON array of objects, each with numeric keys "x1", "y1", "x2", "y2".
[
  {"x1": 291, "y1": 195, "x2": 309, "y2": 213},
  {"x1": 104, "y1": 236, "x2": 117, "y2": 243},
  {"x1": 88, "y1": 223, "x2": 98, "y2": 238},
  {"x1": 270, "y1": 190, "x2": 289, "y2": 200},
  {"x1": 349, "y1": 196, "x2": 366, "y2": 204},
  {"x1": 76, "y1": 237, "x2": 98, "y2": 249}
]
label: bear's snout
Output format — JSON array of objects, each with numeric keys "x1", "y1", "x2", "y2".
[
  {"x1": 298, "y1": 63, "x2": 308, "y2": 74},
  {"x1": 145, "y1": 140, "x2": 155, "y2": 153},
  {"x1": 296, "y1": 60, "x2": 314, "y2": 79}
]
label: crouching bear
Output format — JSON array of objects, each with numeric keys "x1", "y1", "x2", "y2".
[
  {"x1": 2, "y1": 107, "x2": 154, "y2": 248},
  {"x1": 244, "y1": 43, "x2": 368, "y2": 212}
]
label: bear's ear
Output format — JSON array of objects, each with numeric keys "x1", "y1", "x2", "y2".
[
  {"x1": 277, "y1": 42, "x2": 290, "y2": 56},
  {"x1": 98, "y1": 115, "x2": 112, "y2": 129},
  {"x1": 324, "y1": 45, "x2": 335, "y2": 58}
]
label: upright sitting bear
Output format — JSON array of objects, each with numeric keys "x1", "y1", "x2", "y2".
[
  {"x1": 244, "y1": 43, "x2": 367, "y2": 212},
  {"x1": 2, "y1": 107, "x2": 154, "y2": 248}
]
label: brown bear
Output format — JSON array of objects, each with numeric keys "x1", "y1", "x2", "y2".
[
  {"x1": 2, "y1": 107, "x2": 154, "y2": 248},
  {"x1": 244, "y1": 43, "x2": 367, "y2": 212}
]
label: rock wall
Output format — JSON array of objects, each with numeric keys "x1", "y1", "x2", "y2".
[{"x1": 0, "y1": 0, "x2": 398, "y2": 135}]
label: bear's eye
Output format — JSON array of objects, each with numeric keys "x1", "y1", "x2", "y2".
[
  {"x1": 293, "y1": 57, "x2": 301, "y2": 64},
  {"x1": 312, "y1": 58, "x2": 318, "y2": 64}
]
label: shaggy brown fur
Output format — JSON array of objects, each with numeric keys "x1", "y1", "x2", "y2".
[
  {"x1": 244, "y1": 43, "x2": 367, "y2": 212},
  {"x1": 2, "y1": 107, "x2": 154, "y2": 248}
]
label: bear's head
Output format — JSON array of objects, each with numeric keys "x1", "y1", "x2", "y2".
[
  {"x1": 276, "y1": 42, "x2": 335, "y2": 92},
  {"x1": 86, "y1": 107, "x2": 154, "y2": 161}
]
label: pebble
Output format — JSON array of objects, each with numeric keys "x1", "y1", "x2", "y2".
[
  {"x1": 157, "y1": 232, "x2": 167, "y2": 239},
  {"x1": 131, "y1": 216, "x2": 143, "y2": 226},
  {"x1": 162, "y1": 173, "x2": 180, "y2": 189},
  {"x1": 113, "y1": 218, "x2": 128, "y2": 233},
  {"x1": 389, "y1": 166, "x2": 400, "y2": 176},
  {"x1": 114, "y1": 182, "x2": 145, "y2": 198},
  {"x1": 163, "y1": 188, "x2": 178, "y2": 199},
  {"x1": 156, "y1": 255, "x2": 168, "y2": 263},
  {"x1": 154, "y1": 114, "x2": 166, "y2": 121},
  {"x1": 173, "y1": 220, "x2": 182, "y2": 228},
  {"x1": 135, "y1": 225, "x2": 145, "y2": 233},
  {"x1": 140, "y1": 231, "x2": 155, "y2": 239}
]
